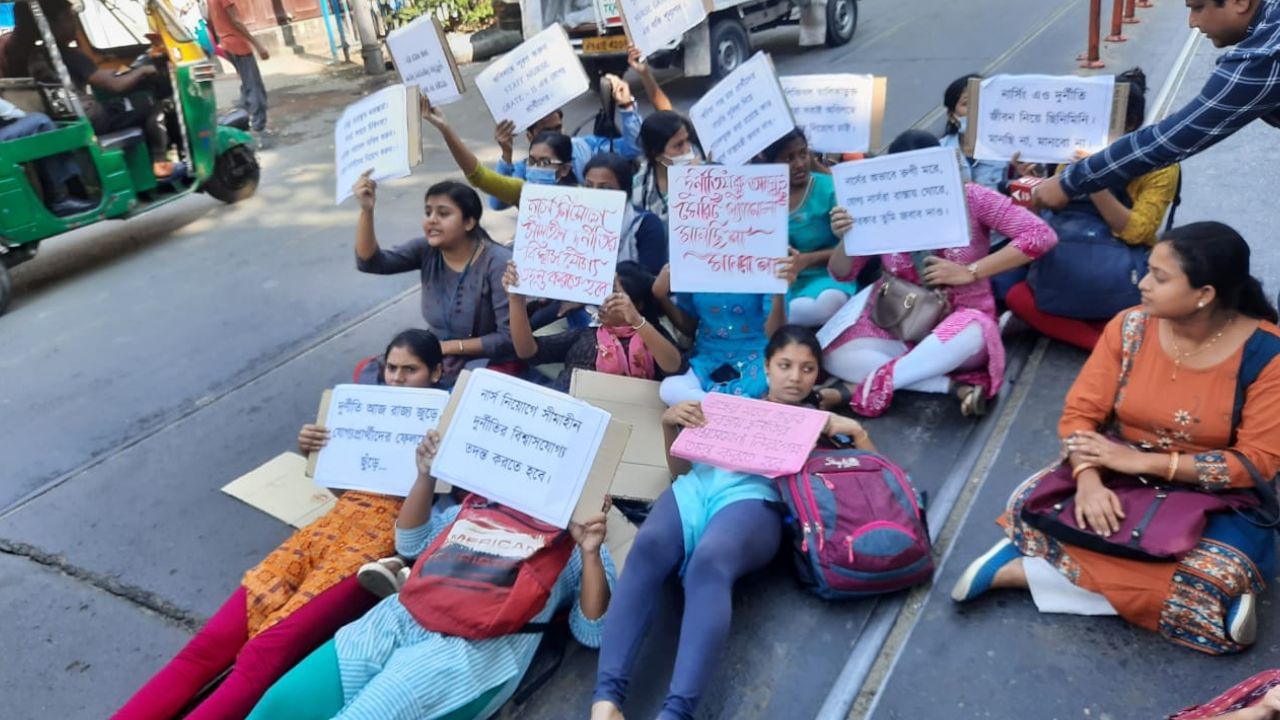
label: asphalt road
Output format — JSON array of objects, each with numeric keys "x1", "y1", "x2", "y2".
[{"x1": 0, "y1": 0, "x2": 1246, "y2": 716}]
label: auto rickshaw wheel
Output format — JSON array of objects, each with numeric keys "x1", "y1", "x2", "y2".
[
  {"x1": 204, "y1": 143, "x2": 260, "y2": 204},
  {"x1": 0, "y1": 262, "x2": 11, "y2": 317}
]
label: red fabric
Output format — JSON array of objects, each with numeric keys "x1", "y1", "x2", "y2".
[
  {"x1": 112, "y1": 578, "x2": 377, "y2": 720},
  {"x1": 207, "y1": 0, "x2": 253, "y2": 56},
  {"x1": 1005, "y1": 281, "x2": 1105, "y2": 351}
]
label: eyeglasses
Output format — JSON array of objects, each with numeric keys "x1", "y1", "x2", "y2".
[{"x1": 528, "y1": 158, "x2": 565, "y2": 168}]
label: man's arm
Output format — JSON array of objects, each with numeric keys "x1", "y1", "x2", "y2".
[
  {"x1": 1057, "y1": 53, "x2": 1280, "y2": 198},
  {"x1": 224, "y1": 2, "x2": 270, "y2": 59}
]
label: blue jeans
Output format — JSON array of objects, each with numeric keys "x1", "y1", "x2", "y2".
[{"x1": 0, "y1": 112, "x2": 80, "y2": 189}]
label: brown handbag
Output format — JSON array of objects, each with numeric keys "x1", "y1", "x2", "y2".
[{"x1": 870, "y1": 272, "x2": 951, "y2": 343}]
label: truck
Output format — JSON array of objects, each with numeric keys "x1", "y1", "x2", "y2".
[{"x1": 493, "y1": 0, "x2": 857, "y2": 82}]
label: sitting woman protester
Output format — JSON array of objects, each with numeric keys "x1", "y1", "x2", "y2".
[
  {"x1": 591, "y1": 325, "x2": 875, "y2": 720},
  {"x1": 633, "y1": 110, "x2": 702, "y2": 227},
  {"x1": 504, "y1": 260, "x2": 684, "y2": 391},
  {"x1": 247, "y1": 433, "x2": 615, "y2": 720},
  {"x1": 824, "y1": 130, "x2": 1057, "y2": 417},
  {"x1": 1004, "y1": 68, "x2": 1181, "y2": 350},
  {"x1": 654, "y1": 254, "x2": 798, "y2": 406},
  {"x1": 952, "y1": 222, "x2": 1280, "y2": 656},
  {"x1": 760, "y1": 127, "x2": 858, "y2": 327},
  {"x1": 352, "y1": 171, "x2": 514, "y2": 388},
  {"x1": 583, "y1": 151, "x2": 668, "y2": 274},
  {"x1": 938, "y1": 73, "x2": 1008, "y2": 191},
  {"x1": 113, "y1": 331, "x2": 449, "y2": 720}
]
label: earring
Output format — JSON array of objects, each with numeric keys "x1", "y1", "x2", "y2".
[{"x1": 1197, "y1": 301, "x2": 1206, "y2": 309}]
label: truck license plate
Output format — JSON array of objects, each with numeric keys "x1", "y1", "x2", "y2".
[{"x1": 582, "y1": 35, "x2": 629, "y2": 54}]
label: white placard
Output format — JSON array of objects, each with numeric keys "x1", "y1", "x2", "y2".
[
  {"x1": 431, "y1": 370, "x2": 611, "y2": 528},
  {"x1": 620, "y1": 0, "x2": 708, "y2": 58},
  {"x1": 334, "y1": 84, "x2": 420, "y2": 204},
  {"x1": 512, "y1": 184, "x2": 628, "y2": 305},
  {"x1": 831, "y1": 146, "x2": 970, "y2": 255},
  {"x1": 668, "y1": 164, "x2": 789, "y2": 294},
  {"x1": 386, "y1": 14, "x2": 465, "y2": 106},
  {"x1": 689, "y1": 52, "x2": 794, "y2": 165},
  {"x1": 815, "y1": 285, "x2": 871, "y2": 348},
  {"x1": 780, "y1": 74, "x2": 879, "y2": 154},
  {"x1": 474, "y1": 25, "x2": 590, "y2": 133},
  {"x1": 972, "y1": 74, "x2": 1116, "y2": 164},
  {"x1": 313, "y1": 385, "x2": 450, "y2": 496}
]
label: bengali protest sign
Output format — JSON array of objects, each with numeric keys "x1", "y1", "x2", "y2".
[
  {"x1": 386, "y1": 14, "x2": 465, "y2": 106},
  {"x1": 311, "y1": 385, "x2": 450, "y2": 496},
  {"x1": 511, "y1": 184, "x2": 627, "y2": 305},
  {"x1": 668, "y1": 164, "x2": 789, "y2": 294},
  {"x1": 689, "y1": 52, "x2": 794, "y2": 165},
  {"x1": 671, "y1": 393, "x2": 828, "y2": 477},
  {"x1": 780, "y1": 74, "x2": 886, "y2": 155},
  {"x1": 619, "y1": 0, "x2": 710, "y2": 58},
  {"x1": 965, "y1": 74, "x2": 1127, "y2": 164},
  {"x1": 474, "y1": 25, "x2": 590, "y2": 133},
  {"x1": 431, "y1": 370, "x2": 628, "y2": 528},
  {"x1": 831, "y1": 146, "x2": 969, "y2": 255},
  {"x1": 334, "y1": 84, "x2": 421, "y2": 204}
]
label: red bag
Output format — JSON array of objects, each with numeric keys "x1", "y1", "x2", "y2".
[{"x1": 399, "y1": 495, "x2": 574, "y2": 639}]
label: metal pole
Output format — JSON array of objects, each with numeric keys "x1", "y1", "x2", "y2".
[
  {"x1": 319, "y1": 0, "x2": 339, "y2": 62},
  {"x1": 1105, "y1": 0, "x2": 1127, "y2": 42},
  {"x1": 1078, "y1": 0, "x2": 1105, "y2": 68},
  {"x1": 1123, "y1": 0, "x2": 1140, "y2": 23},
  {"x1": 347, "y1": 0, "x2": 385, "y2": 74}
]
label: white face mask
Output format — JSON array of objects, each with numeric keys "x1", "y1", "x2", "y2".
[
  {"x1": 663, "y1": 151, "x2": 697, "y2": 167},
  {"x1": 956, "y1": 116, "x2": 969, "y2": 134}
]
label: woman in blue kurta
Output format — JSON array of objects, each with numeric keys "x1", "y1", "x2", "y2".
[
  {"x1": 760, "y1": 128, "x2": 858, "y2": 326},
  {"x1": 591, "y1": 326, "x2": 876, "y2": 720},
  {"x1": 653, "y1": 257, "x2": 796, "y2": 405}
]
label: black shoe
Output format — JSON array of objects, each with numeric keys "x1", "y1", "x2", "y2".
[{"x1": 48, "y1": 196, "x2": 96, "y2": 216}]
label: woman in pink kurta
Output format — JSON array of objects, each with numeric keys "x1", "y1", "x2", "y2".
[{"x1": 824, "y1": 130, "x2": 1057, "y2": 417}]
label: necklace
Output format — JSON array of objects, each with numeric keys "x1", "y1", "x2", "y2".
[{"x1": 1169, "y1": 315, "x2": 1234, "y2": 381}]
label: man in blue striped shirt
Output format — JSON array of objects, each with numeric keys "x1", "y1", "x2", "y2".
[{"x1": 1035, "y1": 0, "x2": 1280, "y2": 209}]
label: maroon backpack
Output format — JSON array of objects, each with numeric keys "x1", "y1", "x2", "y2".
[{"x1": 399, "y1": 495, "x2": 574, "y2": 639}]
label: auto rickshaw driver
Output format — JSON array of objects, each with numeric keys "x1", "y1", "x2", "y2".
[{"x1": 20, "y1": 0, "x2": 181, "y2": 179}]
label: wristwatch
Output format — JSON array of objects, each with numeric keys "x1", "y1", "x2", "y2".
[{"x1": 966, "y1": 262, "x2": 981, "y2": 281}]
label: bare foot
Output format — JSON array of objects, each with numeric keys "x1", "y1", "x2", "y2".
[
  {"x1": 990, "y1": 557, "x2": 1028, "y2": 590},
  {"x1": 590, "y1": 700, "x2": 625, "y2": 720}
]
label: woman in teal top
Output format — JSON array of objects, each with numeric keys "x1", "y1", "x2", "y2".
[
  {"x1": 761, "y1": 129, "x2": 859, "y2": 327},
  {"x1": 592, "y1": 325, "x2": 876, "y2": 720}
]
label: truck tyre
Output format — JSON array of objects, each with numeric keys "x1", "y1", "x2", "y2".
[
  {"x1": 204, "y1": 143, "x2": 260, "y2": 204},
  {"x1": 0, "y1": 262, "x2": 11, "y2": 316},
  {"x1": 709, "y1": 18, "x2": 749, "y2": 80},
  {"x1": 825, "y1": 0, "x2": 858, "y2": 47}
]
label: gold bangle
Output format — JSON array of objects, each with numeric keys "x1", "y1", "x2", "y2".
[
  {"x1": 1071, "y1": 462, "x2": 1098, "y2": 480},
  {"x1": 1166, "y1": 451, "x2": 1180, "y2": 482}
]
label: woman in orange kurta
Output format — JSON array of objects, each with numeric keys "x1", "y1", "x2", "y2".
[{"x1": 951, "y1": 221, "x2": 1280, "y2": 655}]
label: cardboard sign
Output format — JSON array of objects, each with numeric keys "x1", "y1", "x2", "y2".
[
  {"x1": 222, "y1": 452, "x2": 337, "y2": 529},
  {"x1": 474, "y1": 25, "x2": 590, "y2": 133},
  {"x1": 831, "y1": 146, "x2": 970, "y2": 255},
  {"x1": 780, "y1": 74, "x2": 886, "y2": 154},
  {"x1": 334, "y1": 84, "x2": 422, "y2": 204},
  {"x1": 619, "y1": 0, "x2": 710, "y2": 58},
  {"x1": 965, "y1": 74, "x2": 1128, "y2": 164},
  {"x1": 668, "y1": 164, "x2": 790, "y2": 294},
  {"x1": 512, "y1": 184, "x2": 628, "y2": 305},
  {"x1": 670, "y1": 393, "x2": 828, "y2": 477},
  {"x1": 311, "y1": 384, "x2": 450, "y2": 496},
  {"x1": 689, "y1": 52, "x2": 795, "y2": 165},
  {"x1": 570, "y1": 369, "x2": 670, "y2": 502},
  {"x1": 431, "y1": 370, "x2": 629, "y2": 528},
  {"x1": 386, "y1": 14, "x2": 465, "y2": 106}
]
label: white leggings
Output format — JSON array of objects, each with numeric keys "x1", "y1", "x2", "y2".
[
  {"x1": 660, "y1": 369, "x2": 706, "y2": 406},
  {"x1": 823, "y1": 322, "x2": 987, "y2": 394},
  {"x1": 787, "y1": 289, "x2": 851, "y2": 327}
]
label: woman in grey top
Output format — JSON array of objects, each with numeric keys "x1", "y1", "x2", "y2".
[{"x1": 352, "y1": 171, "x2": 514, "y2": 386}]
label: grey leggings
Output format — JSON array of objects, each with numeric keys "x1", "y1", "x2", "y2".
[{"x1": 594, "y1": 489, "x2": 782, "y2": 720}]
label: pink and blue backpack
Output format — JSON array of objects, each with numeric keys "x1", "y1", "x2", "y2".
[{"x1": 778, "y1": 449, "x2": 933, "y2": 599}]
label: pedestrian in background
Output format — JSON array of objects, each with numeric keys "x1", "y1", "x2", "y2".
[{"x1": 207, "y1": 0, "x2": 271, "y2": 137}]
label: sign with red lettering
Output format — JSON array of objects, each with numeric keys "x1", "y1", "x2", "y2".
[
  {"x1": 511, "y1": 184, "x2": 628, "y2": 305},
  {"x1": 668, "y1": 164, "x2": 789, "y2": 294}
]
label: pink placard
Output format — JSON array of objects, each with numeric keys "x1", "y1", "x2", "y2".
[{"x1": 670, "y1": 393, "x2": 828, "y2": 478}]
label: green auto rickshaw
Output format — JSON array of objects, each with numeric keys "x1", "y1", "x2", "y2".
[{"x1": 0, "y1": 0, "x2": 259, "y2": 314}]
